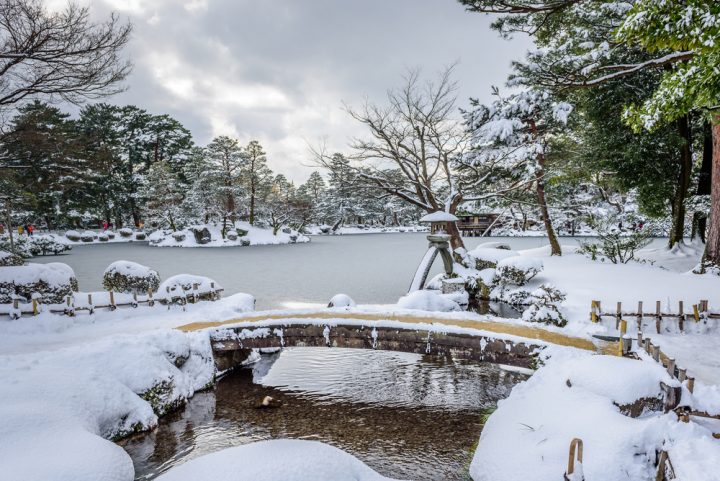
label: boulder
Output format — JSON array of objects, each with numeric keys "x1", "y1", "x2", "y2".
[
  {"x1": 80, "y1": 230, "x2": 97, "y2": 242},
  {"x1": 191, "y1": 227, "x2": 212, "y2": 245},
  {"x1": 328, "y1": 293, "x2": 356, "y2": 308},
  {"x1": 226, "y1": 231, "x2": 238, "y2": 241},
  {"x1": 172, "y1": 232, "x2": 186, "y2": 242},
  {"x1": 236, "y1": 228, "x2": 249, "y2": 237},
  {"x1": 134, "y1": 232, "x2": 147, "y2": 241}
]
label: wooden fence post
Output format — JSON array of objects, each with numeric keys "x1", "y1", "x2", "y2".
[
  {"x1": 692, "y1": 304, "x2": 700, "y2": 322},
  {"x1": 637, "y1": 301, "x2": 643, "y2": 331},
  {"x1": 618, "y1": 320, "x2": 628, "y2": 357},
  {"x1": 655, "y1": 301, "x2": 662, "y2": 334},
  {"x1": 666, "y1": 358, "x2": 675, "y2": 377},
  {"x1": 678, "y1": 301, "x2": 684, "y2": 332},
  {"x1": 616, "y1": 302, "x2": 622, "y2": 329},
  {"x1": 132, "y1": 292, "x2": 138, "y2": 307},
  {"x1": 687, "y1": 377, "x2": 695, "y2": 393},
  {"x1": 652, "y1": 344, "x2": 660, "y2": 362},
  {"x1": 677, "y1": 368, "x2": 686, "y2": 382},
  {"x1": 87, "y1": 293, "x2": 94, "y2": 315},
  {"x1": 148, "y1": 289, "x2": 154, "y2": 307},
  {"x1": 109, "y1": 290, "x2": 116, "y2": 310},
  {"x1": 590, "y1": 300, "x2": 598, "y2": 322},
  {"x1": 32, "y1": 298, "x2": 38, "y2": 316},
  {"x1": 565, "y1": 438, "x2": 584, "y2": 481}
]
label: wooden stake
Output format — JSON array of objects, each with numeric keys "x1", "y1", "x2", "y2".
[
  {"x1": 666, "y1": 358, "x2": 676, "y2": 377},
  {"x1": 590, "y1": 300, "x2": 598, "y2": 322},
  {"x1": 643, "y1": 337, "x2": 651, "y2": 354},
  {"x1": 637, "y1": 331, "x2": 643, "y2": 348},
  {"x1": 678, "y1": 368, "x2": 687, "y2": 382},
  {"x1": 616, "y1": 301, "x2": 622, "y2": 329},
  {"x1": 652, "y1": 344, "x2": 660, "y2": 362},
  {"x1": 637, "y1": 301, "x2": 643, "y2": 330},
  {"x1": 109, "y1": 291, "x2": 115, "y2": 310},
  {"x1": 618, "y1": 319, "x2": 628, "y2": 356},
  {"x1": 148, "y1": 289, "x2": 154, "y2": 307},
  {"x1": 87, "y1": 293, "x2": 93, "y2": 315},
  {"x1": 32, "y1": 298, "x2": 38, "y2": 315},
  {"x1": 566, "y1": 438, "x2": 583, "y2": 477},
  {"x1": 687, "y1": 377, "x2": 695, "y2": 393},
  {"x1": 693, "y1": 304, "x2": 700, "y2": 322},
  {"x1": 678, "y1": 301, "x2": 684, "y2": 332},
  {"x1": 655, "y1": 301, "x2": 662, "y2": 334}
]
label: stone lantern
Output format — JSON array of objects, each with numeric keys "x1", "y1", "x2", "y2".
[{"x1": 408, "y1": 211, "x2": 460, "y2": 292}]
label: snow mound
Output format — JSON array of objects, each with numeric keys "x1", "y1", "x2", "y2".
[
  {"x1": 328, "y1": 293, "x2": 356, "y2": 308},
  {"x1": 468, "y1": 247, "x2": 519, "y2": 263},
  {"x1": 156, "y1": 439, "x2": 400, "y2": 481},
  {"x1": 397, "y1": 290, "x2": 461, "y2": 312}
]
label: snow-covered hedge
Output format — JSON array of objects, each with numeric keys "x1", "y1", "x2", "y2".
[
  {"x1": 467, "y1": 247, "x2": 518, "y2": 270},
  {"x1": 0, "y1": 263, "x2": 78, "y2": 303},
  {"x1": 521, "y1": 285, "x2": 567, "y2": 327},
  {"x1": 80, "y1": 230, "x2": 97, "y2": 242},
  {"x1": 118, "y1": 227, "x2": 133, "y2": 238},
  {"x1": 157, "y1": 274, "x2": 223, "y2": 302},
  {"x1": 65, "y1": 230, "x2": 81, "y2": 242},
  {"x1": 0, "y1": 250, "x2": 24, "y2": 266},
  {"x1": 28, "y1": 235, "x2": 71, "y2": 256},
  {"x1": 495, "y1": 256, "x2": 543, "y2": 286},
  {"x1": 102, "y1": 261, "x2": 160, "y2": 294}
]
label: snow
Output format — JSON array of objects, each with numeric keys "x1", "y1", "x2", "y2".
[
  {"x1": 496, "y1": 255, "x2": 543, "y2": 273},
  {"x1": 397, "y1": 289, "x2": 461, "y2": 312},
  {"x1": 0, "y1": 329, "x2": 215, "y2": 481},
  {"x1": 408, "y1": 247, "x2": 437, "y2": 292},
  {"x1": 419, "y1": 211, "x2": 459, "y2": 223},
  {"x1": 471, "y1": 351, "x2": 719, "y2": 481},
  {"x1": 156, "y1": 439, "x2": 400, "y2": 481},
  {"x1": 467, "y1": 247, "x2": 518, "y2": 264},
  {"x1": 328, "y1": 293, "x2": 356, "y2": 308}
]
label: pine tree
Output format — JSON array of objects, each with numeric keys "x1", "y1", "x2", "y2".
[
  {"x1": 242, "y1": 140, "x2": 273, "y2": 225},
  {"x1": 204, "y1": 136, "x2": 246, "y2": 236},
  {"x1": 139, "y1": 161, "x2": 184, "y2": 230}
]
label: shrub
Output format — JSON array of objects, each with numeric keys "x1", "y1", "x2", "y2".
[
  {"x1": 102, "y1": 261, "x2": 160, "y2": 294},
  {"x1": 226, "y1": 231, "x2": 238, "y2": 241},
  {"x1": 521, "y1": 285, "x2": 567, "y2": 327},
  {"x1": 236, "y1": 228, "x2": 249, "y2": 237},
  {"x1": 28, "y1": 236, "x2": 72, "y2": 256},
  {"x1": 495, "y1": 256, "x2": 543, "y2": 286},
  {"x1": 0, "y1": 235, "x2": 31, "y2": 258},
  {"x1": 0, "y1": 250, "x2": 24, "y2": 266},
  {"x1": 578, "y1": 217, "x2": 653, "y2": 264},
  {"x1": 65, "y1": 230, "x2": 81, "y2": 242},
  {"x1": 80, "y1": 230, "x2": 97, "y2": 242},
  {"x1": 172, "y1": 232, "x2": 186, "y2": 242},
  {"x1": 466, "y1": 247, "x2": 518, "y2": 270},
  {"x1": 98, "y1": 234, "x2": 109, "y2": 242},
  {"x1": 134, "y1": 232, "x2": 147, "y2": 240},
  {"x1": 158, "y1": 274, "x2": 221, "y2": 302},
  {"x1": 118, "y1": 228, "x2": 133, "y2": 238},
  {"x1": 0, "y1": 263, "x2": 78, "y2": 303}
]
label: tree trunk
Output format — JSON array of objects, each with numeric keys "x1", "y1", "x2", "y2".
[
  {"x1": 692, "y1": 121, "x2": 713, "y2": 242},
  {"x1": 249, "y1": 182, "x2": 256, "y2": 225},
  {"x1": 447, "y1": 196, "x2": 465, "y2": 251},
  {"x1": 702, "y1": 118, "x2": 720, "y2": 268},
  {"x1": 669, "y1": 115, "x2": 693, "y2": 248},
  {"x1": 536, "y1": 156, "x2": 561, "y2": 256}
]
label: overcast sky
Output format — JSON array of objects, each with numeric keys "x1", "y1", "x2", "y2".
[{"x1": 53, "y1": 0, "x2": 530, "y2": 183}]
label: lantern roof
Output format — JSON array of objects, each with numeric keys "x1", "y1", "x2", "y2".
[{"x1": 419, "y1": 211, "x2": 459, "y2": 223}]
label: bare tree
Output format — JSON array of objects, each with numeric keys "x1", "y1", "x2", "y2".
[
  {"x1": 0, "y1": 0, "x2": 132, "y2": 110},
  {"x1": 314, "y1": 67, "x2": 468, "y2": 249}
]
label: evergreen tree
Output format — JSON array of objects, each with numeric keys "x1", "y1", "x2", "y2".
[
  {"x1": 138, "y1": 161, "x2": 184, "y2": 230},
  {"x1": 242, "y1": 140, "x2": 273, "y2": 225},
  {"x1": 204, "y1": 136, "x2": 246, "y2": 235}
]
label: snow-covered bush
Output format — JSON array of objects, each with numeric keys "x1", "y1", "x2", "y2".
[
  {"x1": 29, "y1": 236, "x2": 71, "y2": 256},
  {"x1": 236, "y1": 228, "x2": 249, "y2": 237},
  {"x1": 467, "y1": 247, "x2": 518, "y2": 270},
  {"x1": 65, "y1": 230, "x2": 81, "y2": 242},
  {"x1": 172, "y1": 232, "x2": 186, "y2": 242},
  {"x1": 578, "y1": 217, "x2": 652, "y2": 264},
  {"x1": 0, "y1": 263, "x2": 78, "y2": 303},
  {"x1": 80, "y1": 230, "x2": 97, "y2": 242},
  {"x1": 106, "y1": 231, "x2": 116, "y2": 239},
  {"x1": 477, "y1": 241, "x2": 511, "y2": 250},
  {"x1": 102, "y1": 261, "x2": 160, "y2": 294},
  {"x1": 118, "y1": 227, "x2": 133, "y2": 238},
  {"x1": 135, "y1": 231, "x2": 147, "y2": 240},
  {"x1": 495, "y1": 256, "x2": 543, "y2": 286},
  {"x1": 98, "y1": 234, "x2": 109, "y2": 242},
  {"x1": 397, "y1": 290, "x2": 461, "y2": 312},
  {"x1": 226, "y1": 231, "x2": 238, "y2": 241},
  {"x1": 521, "y1": 285, "x2": 567, "y2": 327},
  {"x1": 462, "y1": 268, "x2": 496, "y2": 299},
  {"x1": 328, "y1": 293, "x2": 356, "y2": 308},
  {"x1": 240, "y1": 239, "x2": 250, "y2": 247},
  {"x1": 158, "y1": 274, "x2": 222, "y2": 302},
  {"x1": 522, "y1": 286, "x2": 565, "y2": 326},
  {"x1": 0, "y1": 250, "x2": 24, "y2": 266}
]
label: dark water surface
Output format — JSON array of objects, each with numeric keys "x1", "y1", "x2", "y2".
[{"x1": 121, "y1": 348, "x2": 529, "y2": 481}]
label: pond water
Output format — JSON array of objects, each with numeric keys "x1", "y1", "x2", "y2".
[
  {"x1": 120, "y1": 347, "x2": 529, "y2": 481},
  {"x1": 32, "y1": 233, "x2": 632, "y2": 310}
]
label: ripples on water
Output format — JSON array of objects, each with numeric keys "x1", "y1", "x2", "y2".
[{"x1": 122, "y1": 348, "x2": 528, "y2": 481}]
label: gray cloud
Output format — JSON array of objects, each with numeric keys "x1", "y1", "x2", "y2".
[{"x1": 69, "y1": 0, "x2": 530, "y2": 182}]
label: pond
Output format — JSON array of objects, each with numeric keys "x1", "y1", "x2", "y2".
[
  {"x1": 120, "y1": 347, "x2": 529, "y2": 481},
  {"x1": 32, "y1": 233, "x2": 629, "y2": 310}
]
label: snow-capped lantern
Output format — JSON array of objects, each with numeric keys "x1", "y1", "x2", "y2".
[{"x1": 419, "y1": 211, "x2": 459, "y2": 235}]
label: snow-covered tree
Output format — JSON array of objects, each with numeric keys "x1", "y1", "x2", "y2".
[
  {"x1": 138, "y1": 161, "x2": 184, "y2": 230},
  {"x1": 241, "y1": 140, "x2": 273, "y2": 225},
  {"x1": 461, "y1": 88, "x2": 573, "y2": 255},
  {"x1": 203, "y1": 136, "x2": 247, "y2": 235}
]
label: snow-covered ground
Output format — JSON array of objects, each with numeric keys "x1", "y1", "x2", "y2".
[
  {"x1": 148, "y1": 222, "x2": 309, "y2": 247},
  {"x1": 1, "y1": 237, "x2": 719, "y2": 481},
  {"x1": 306, "y1": 224, "x2": 428, "y2": 235}
]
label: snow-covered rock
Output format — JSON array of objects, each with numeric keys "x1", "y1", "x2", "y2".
[
  {"x1": 80, "y1": 230, "x2": 97, "y2": 242},
  {"x1": 102, "y1": 261, "x2": 160, "y2": 294},
  {"x1": 65, "y1": 230, "x2": 81, "y2": 241},
  {"x1": 156, "y1": 439, "x2": 398, "y2": 481},
  {"x1": 328, "y1": 293, "x2": 356, "y2": 308},
  {"x1": 477, "y1": 241, "x2": 512, "y2": 250},
  {"x1": 397, "y1": 289, "x2": 461, "y2": 312},
  {"x1": 0, "y1": 262, "x2": 78, "y2": 303},
  {"x1": 118, "y1": 227, "x2": 133, "y2": 238}
]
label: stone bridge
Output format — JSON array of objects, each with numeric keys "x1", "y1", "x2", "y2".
[{"x1": 177, "y1": 312, "x2": 603, "y2": 372}]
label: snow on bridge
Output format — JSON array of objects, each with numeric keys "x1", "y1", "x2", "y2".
[{"x1": 176, "y1": 310, "x2": 608, "y2": 372}]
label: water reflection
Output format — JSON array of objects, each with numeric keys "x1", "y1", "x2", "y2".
[{"x1": 122, "y1": 348, "x2": 528, "y2": 481}]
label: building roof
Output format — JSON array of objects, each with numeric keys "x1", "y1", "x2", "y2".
[{"x1": 419, "y1": 211, "x2": 459, "y2": 223}]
